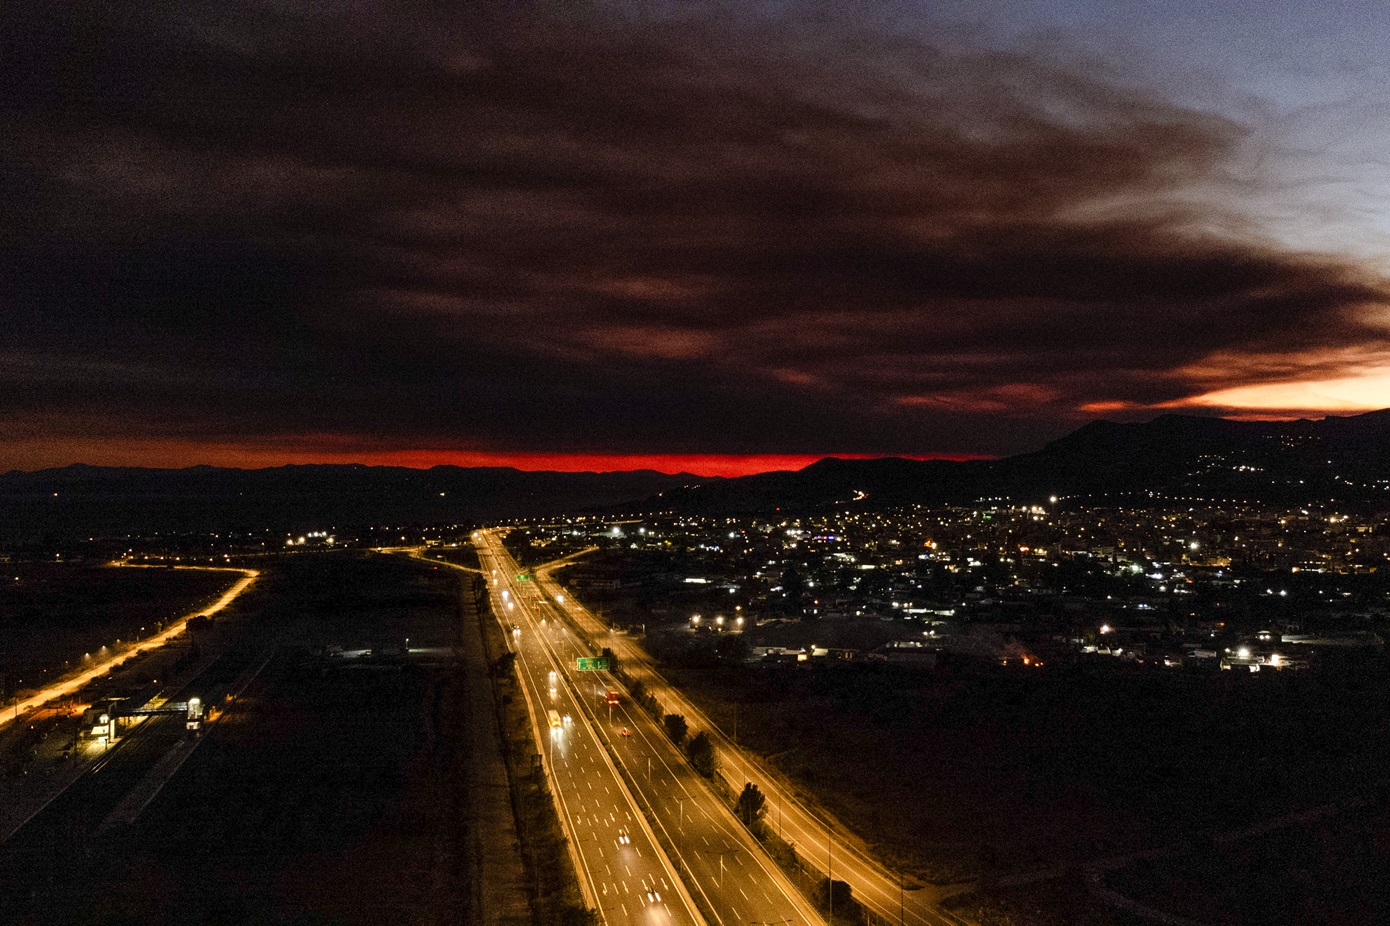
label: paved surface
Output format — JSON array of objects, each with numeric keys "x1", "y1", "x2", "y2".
[
  {"x1": 531, "y1": 553, "x2": 969, "y2": 926},
  {"x1": 470, "y1": 531, "x2": 822, "y2": 926},
  {"x1": 470, "y1": 537, "x2": 706, "y2": 926}
]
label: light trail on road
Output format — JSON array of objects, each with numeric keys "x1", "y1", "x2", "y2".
[
  {"x1": 466, "y1": 531, "x2": 822, "y2": 926},
  {"x1": 430, "y1": 541, "x2": 705, "y2": 926},
  {"x1": 530, "y1": 555, "x2": 970, "y2": 926}
]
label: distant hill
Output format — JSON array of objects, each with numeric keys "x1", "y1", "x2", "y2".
[
  {"x1": 644, "y1": 409, "x2": 1390, "y2": 514},
  {"x1": 0, "y1": 464, "x2": 697, "y2": 541},
  {"x1": 6, "y1": 410, "x2": 1390, "y2": 541}
]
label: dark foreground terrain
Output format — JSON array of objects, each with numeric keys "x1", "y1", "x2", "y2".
[
  {"x1": 656, "y1": 648, "x2": 1390, "y2": 925},
  {"x1": 0, "y1": 562, "x2": 236, "y2": 690},
  {"x1": 0, "y1": 552, "x2": 526, "y2": 926}
]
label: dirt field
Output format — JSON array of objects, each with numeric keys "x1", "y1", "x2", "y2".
[
  {"x1": 661, "y1": 653, "x2": 1390, "y2": 887},
  {"x1": 0, "y1": 563, "x2": 237, "y2": 688},
  {"x1": 6, "y1": 552, "x2": 528, "y2": 926}
]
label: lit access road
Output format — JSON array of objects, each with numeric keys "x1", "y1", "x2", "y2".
[
  {"x1": 0, "y1": 564, "x2": 258, "y2": 733},
  {"x1": 470, "y1": 540, "x2": 705, "y2": 926},
  {"x1": 475, "y1": 532, "x2": 823, "y2": 926},
  {"x1": 529, "y1": 555, "x2": 967, "y2": 926}
]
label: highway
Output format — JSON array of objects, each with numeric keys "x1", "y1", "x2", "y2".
[
  {"x1": 465, "y1": 540, "x2": 707, "y2": 926},
  {"x1": 468, "y1": 532, "x2": 823, "y2": 926},
  {"x1": 526, "y1": 545, "x2": 968, "y2": 926}
]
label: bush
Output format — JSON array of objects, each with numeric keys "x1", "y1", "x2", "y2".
[
  {"x1": 629, "y1": 680, "x2": 661, "y2": 718},
  {"x1": 663, "y1": 713, "x2": 688, "y2": 745},
  {"x1": 685, "y1": 731, "x2": 718, "y2": 778},
  {"x1": 817, "y1": 879, "x2": 862, "y2": 924},
  {"x1": 736, "y1": 782, "x2": 766, "y2": 828}
]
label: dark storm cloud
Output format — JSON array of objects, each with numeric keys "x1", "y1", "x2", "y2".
[{"x1": 2, "y1": 0, "x2": 1386, "y2": 458}]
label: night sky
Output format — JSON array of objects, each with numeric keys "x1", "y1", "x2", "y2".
[{"x1": 5, "y1": 1, "x2": 1390, "y2": 475}]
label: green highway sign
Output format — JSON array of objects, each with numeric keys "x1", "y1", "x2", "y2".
[
  {"x1": 576, "y1": 657, "x2": 610, "y2": 671},
  {"x1": 516, "y1": 573, "x2": 532, "y2": 581}
]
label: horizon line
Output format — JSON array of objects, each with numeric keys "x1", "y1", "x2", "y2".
[{"x1": 9, "y1": 451, "x2": 995, "y2": 480}]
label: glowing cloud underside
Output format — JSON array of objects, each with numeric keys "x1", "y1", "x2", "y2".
[{"x1": 1181, "y1": 368, "x2": 1390, "y2": 415}]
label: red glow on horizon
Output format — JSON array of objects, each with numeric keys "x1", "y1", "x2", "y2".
[
  {"x1": 0, "y1": 436, "x2": 991, "y2": 477},
  {"x1": 353, "y1": 450, "x2": 992, "y2": 477}
]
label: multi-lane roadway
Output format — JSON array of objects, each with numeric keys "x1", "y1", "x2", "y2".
[
  {"x1": 463, "y1": 532, "x2": 822, "y2": 926},
  {"x1": 470, "y1": 539, "x2": 705, "y2": 926},
  {"x1": 527, "y1": 545, "x2": 969, "y2": 926}
]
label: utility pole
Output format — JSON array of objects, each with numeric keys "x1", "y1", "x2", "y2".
[{"x1": 828, "y1": 821, "x2": 833, "y2": 922}]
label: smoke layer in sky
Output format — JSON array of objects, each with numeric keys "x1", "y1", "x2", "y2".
[{"x1": 3, "y1": 1, "x2": 1388, "y2": 471}]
